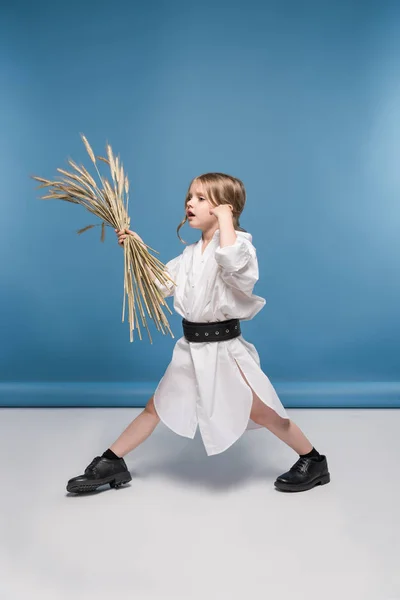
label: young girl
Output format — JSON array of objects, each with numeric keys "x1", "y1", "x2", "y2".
[{"x1": 67, "y1": 173, "x2": 330, "y2": 494}]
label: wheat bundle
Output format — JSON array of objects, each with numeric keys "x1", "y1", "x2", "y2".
[{"x1": 32, "y1": 135, "x2": 176, "y2": 343}]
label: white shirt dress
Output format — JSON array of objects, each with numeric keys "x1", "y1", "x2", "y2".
[{"x1": 153, "y1": 229, "x2": 288, "y2": 456}]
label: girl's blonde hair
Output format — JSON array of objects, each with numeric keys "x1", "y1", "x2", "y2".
[{"x1": 177, "y1": 172, "x2": 247, "y2": 244}]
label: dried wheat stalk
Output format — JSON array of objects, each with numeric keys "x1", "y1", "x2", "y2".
[{"x1": 32, "y1": 134, "x2": 176, "y2": 343}]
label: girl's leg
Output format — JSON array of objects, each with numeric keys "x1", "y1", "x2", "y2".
[
  {"x1": 110, "y1": 396, "x2": 160, "y2": 457},
  {"x1": 250, "y1": 395, "x2": 313, "y2": 455},
  {"x1": 66, "y1": 396, "x2": 160, "y2": 493},
  {"x1": 234, "y1": 361, "x2": 330, "y2": 492},
  {"x1": 235, "y1": 362, "x2": 313, "y2": 454}
]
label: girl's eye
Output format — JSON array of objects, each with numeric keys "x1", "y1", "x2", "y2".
[{"x1": 186, "y1": 196, "x2": 205, "y2": 205}]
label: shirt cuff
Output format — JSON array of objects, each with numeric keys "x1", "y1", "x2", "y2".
[
  {"x1": 214, "y1": 237, "x2": 251, "y2": 273},
  {"x1": 153, "y1": 271, "x2": 175, "y2": 296}
]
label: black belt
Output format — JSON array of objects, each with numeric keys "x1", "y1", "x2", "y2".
[{"x1": 182, "y1": 318, "x2": 241, "y2": 343}]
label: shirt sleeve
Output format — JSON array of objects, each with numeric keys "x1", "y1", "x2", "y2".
[
  {"x1": 153, "y1": 253, "x2": 183, "y2": 298},
  {"x1": 214, "y1": 236, "x2": 259, "y2": 295}
]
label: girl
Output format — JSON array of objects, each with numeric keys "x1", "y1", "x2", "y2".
[{"x1": 67, "y1": 173, "x2": 330, "y2": 494}]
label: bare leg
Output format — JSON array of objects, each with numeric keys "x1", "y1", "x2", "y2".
[
  {"x1": 236, "y1": 362, "x2": 313, "y2": 455},
  {"x1": 250, "y1": 396, "x2": 313, "y2": 455},
  {"x1": 109, "y1": 396, "x2": 160, "y2": 458}
]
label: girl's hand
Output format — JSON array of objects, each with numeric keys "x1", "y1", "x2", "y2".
[
  {"x1": 209, "y1": 204, "x2": 233, "y2": 219},
  {"x1": 115, "y1": 228, "x2": 144, "y2": 247}
]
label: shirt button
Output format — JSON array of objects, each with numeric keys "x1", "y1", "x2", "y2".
[{"x1": 192, "y1": 285, "x2": 195, "y2": 288}]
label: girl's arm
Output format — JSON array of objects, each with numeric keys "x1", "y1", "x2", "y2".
[
  {"x1": 217, "y1": 210, "x2": 237, "y2": 249},
  {"x1": 213, "y1": 211, "x2": 259, "y2": 296},
  {"x1": 152, "y1": 254, "x2": 182, "y2": 298}
]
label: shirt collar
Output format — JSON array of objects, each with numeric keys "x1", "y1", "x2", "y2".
[{"x1": 200, "y1": 229, "x2": 220, "y2": 246}]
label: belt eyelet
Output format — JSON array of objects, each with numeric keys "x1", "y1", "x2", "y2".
[{"x1": 205, "y1": 332, "x2": 209, "y2": 336}]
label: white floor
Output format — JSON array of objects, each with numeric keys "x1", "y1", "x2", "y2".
[{"x1": 0, "y1": 408, "x2": 399, "y2": 600}]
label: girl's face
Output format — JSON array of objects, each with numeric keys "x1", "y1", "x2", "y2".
[{"x1": 186, "y1": 182, "x2": 217, "y2": 231}]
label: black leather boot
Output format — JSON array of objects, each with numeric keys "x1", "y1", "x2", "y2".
[
  {"x1": 274, "y1": 455, "x2": 330, "y2": 492},
  {"x1": 67, "y1": 456, "x2": 132, "y2": 493}
]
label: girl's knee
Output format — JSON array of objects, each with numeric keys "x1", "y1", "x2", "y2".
[
  {"x1": 276, "y1": 416, "x2": 291, "y2": 431},
  {"x1": 145, "y1": 396, "x2": 160, "y2": 420},
  {"x1": 251, "y1": 400, "x2": 289, "y2": 430}
]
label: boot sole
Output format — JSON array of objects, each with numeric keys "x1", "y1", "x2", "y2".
[
  {"x1": 274, "y1": 472, "x2": 330, "y2": 493},
  {"x1": 67, "y1": 471, "x2": 132, "y2": 494}
]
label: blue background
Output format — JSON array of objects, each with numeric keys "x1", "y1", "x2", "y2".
[{"x1": 1, "y1": 0, "x2": 399, "y2": 407}]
